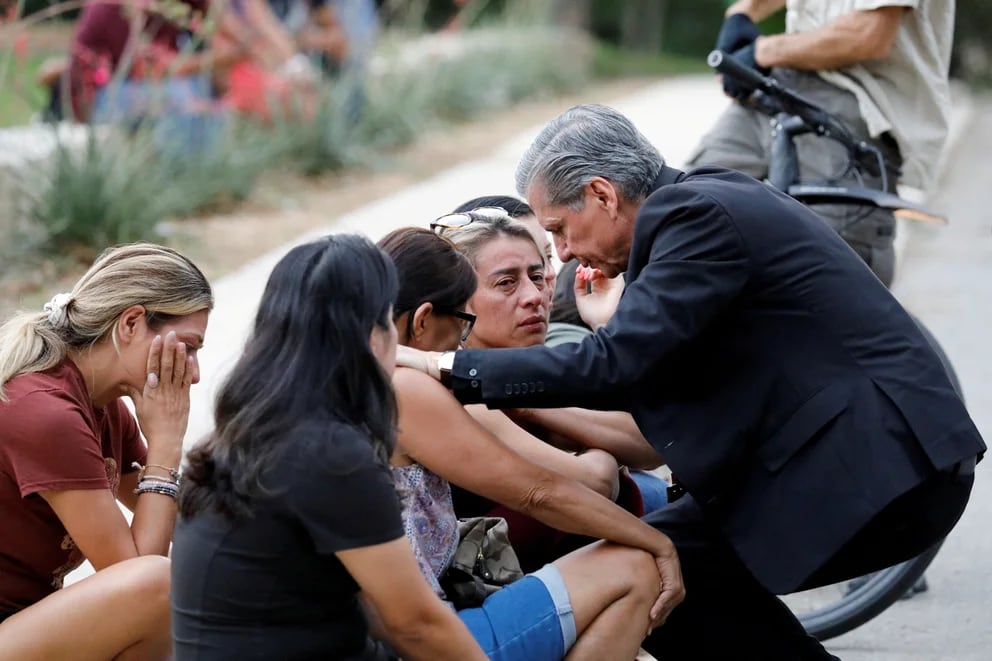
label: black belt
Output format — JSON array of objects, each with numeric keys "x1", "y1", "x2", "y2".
[{"x1": 944, "y1": 455, "x2": 978, "y2": 477}]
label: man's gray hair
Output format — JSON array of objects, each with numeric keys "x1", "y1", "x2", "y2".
[{"x1": 514, "y1": 104, "x2": 664, "y2": 208}]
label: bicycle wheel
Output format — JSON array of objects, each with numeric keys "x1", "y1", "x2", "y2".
[
  {"x1": 784, "y1": 540, "x2": 942, "y2": 640},
  {"x1": 783, "y1": 316, "x2": 961, "y2": 641}
]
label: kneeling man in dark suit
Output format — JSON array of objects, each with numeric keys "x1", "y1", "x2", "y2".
[{"x1": 399, "y1": 103, "x2": 984, "y2": 659}]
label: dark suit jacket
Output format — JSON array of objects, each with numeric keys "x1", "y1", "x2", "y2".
[{"x1": 450, "y1": 165, "x2": 985, "y2": 593}]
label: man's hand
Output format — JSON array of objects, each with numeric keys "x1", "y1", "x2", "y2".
[
  {"x1": 716, "y1": 12, "x2": 761, "y2": 54},
  {"x1": 723, "y1": 42, "x2": 770, "y2": 101},
  {"x1": 648, "y1": 538, "x2": 686, "y2": 633},
  {"x1": 574, "y1": 268, "x2": 624, "y2": 330},
  {"x1": 396, "y1": 345, "x2": 441, "y2": 380}
]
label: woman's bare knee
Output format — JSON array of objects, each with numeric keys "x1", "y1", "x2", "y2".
[
  {"x1": 577, "y1": 449, "x2": 620, "y2": 499},
  {"x1": 619, "y1": 546, "x2": 661, "y2": 604},
  {"x1": 554, "y1": 542, "x2": 659, "y2": 635}
]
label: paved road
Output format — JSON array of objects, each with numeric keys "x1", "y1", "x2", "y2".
[{"x1": 824, "y1": 98, "x2": 992, "y2": 661}]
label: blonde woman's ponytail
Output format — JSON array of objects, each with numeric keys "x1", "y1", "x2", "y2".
[{"x1": 0, "y1": 311, "x2": 68, "y2": 401}]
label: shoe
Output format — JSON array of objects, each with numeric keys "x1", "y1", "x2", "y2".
[
  {"x1": 844, "y1": 573, "x2": 928, "y2": 600},
  {"x1": 899, "y1": 574, "x2": 928, "y2": 600}
]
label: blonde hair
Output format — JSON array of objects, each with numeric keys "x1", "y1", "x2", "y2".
[
  {"x1": 0, "y1": 243, "x2": 213, "y2": 401},
  {"x1": 444, "y1": 212, "x2": 542, "y2": 268}
]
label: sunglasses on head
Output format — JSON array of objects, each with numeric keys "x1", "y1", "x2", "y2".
[{"x1": 430, "y1": 206, "x2": 509, "y2": 235}]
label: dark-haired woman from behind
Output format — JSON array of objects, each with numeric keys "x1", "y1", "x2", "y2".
[{"x1": 172, "y1": 234, "x2": 485, "y2": 660}]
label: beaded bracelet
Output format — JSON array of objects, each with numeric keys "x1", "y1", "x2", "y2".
[
  {"x1": 132, "y1": 462, "x2": 181, "y2": 484},
  {"x1": 134, "y1": 480, "x2": 179, "y2": 500},
  {"x1": 134, "y1": 485, "x2": 178, "y2": 501},
  {"x1": 135, "y1": 478, "x2": 179, "y2": 492}
]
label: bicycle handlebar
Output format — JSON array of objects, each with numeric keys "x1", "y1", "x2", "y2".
[
  {"x1": 707, "y1": 50, "x2": 829, "y2": 127},
  {"x1": 707, "y1": 50, "x2": 770, "y2": 96},
  {"x1": 708, "y1": 49, "x2": 893, "y2": 189}
]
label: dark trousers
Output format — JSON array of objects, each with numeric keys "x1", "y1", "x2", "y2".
[{"x1": 639, "y1": 469, "x2": 974, "y2": 660}]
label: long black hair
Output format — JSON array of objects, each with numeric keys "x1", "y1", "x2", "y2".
[{"x1": 180, "y1": 234, "x2": 399, "y2": 519}]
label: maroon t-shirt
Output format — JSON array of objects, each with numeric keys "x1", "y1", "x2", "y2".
[
  {"x1": 0, "y1": 360, "x2": 147, "y2": 617},
  {"x1": 67, "y1": 0, "x2": 209, "y2": 119}
]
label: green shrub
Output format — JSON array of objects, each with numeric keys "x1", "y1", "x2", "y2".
[
  {"x1": 31, "y1": 129, "x2": 169, "y2": 248},
  {"x1": 264, "y1": 87, "x2": 370, "y2": 177},
  {"x1": 30, "y1": 123, "x2": 275, "y2": 249}
]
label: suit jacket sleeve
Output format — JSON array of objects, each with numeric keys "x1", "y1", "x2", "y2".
[{"x1": 450, "y1": 188, "x2": 752, "y2": 409}]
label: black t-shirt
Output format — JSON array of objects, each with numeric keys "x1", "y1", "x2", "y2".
[{"x1": 172, "y1": 421, "x2": 403, "y2": 660}]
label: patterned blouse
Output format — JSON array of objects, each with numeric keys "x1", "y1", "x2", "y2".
[{"x1": 391, "y1": 463, "x2": 459, "y2": 599}]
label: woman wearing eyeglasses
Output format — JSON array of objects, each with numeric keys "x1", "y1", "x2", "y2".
[{"x1": 377, "y1": 227, "x2": 675, "y2": 660}]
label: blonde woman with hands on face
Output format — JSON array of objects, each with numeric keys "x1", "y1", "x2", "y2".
[{"x1": 0, "y1": 243, "x2": 212, "y2": 661}]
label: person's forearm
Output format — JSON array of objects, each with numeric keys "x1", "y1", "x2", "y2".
[
  {"x1": 518, "y1": 474, "x2": 671, "y2": 556},
  {"x1": 234, "y1": 0, "x2": 297, "y2": 67},
  {"x1": 387, "y1": 606, "x2": 487, "y2": 661},
  {"x1": 726, "y1": 0, "x2": 787, "y2": 22},
  {"x1": 467, "y1": 406, "x2": 619, "y2": 497},
  {"x1": 128, "y1": 437, "x2": 182, "y2": 555},
  {"x1": 128, "y1": 444, "x2": 180, "y2": 556},
  {"x1": 129, "y1": 494, "x2": 178, "y2": 556},
  {"x1": 754, "y1": 8, "x2": 903, "y2": 70},
  {"x1": 517, "y1": 408, "x2": 663, "y2": 470}
]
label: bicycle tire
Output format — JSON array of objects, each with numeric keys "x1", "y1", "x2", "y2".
[
  {"x1": 790, "y1": 316, "x2": 962, "y2": 640},
  {"x1": 796, "y1": 540, "x2": 943, "y2": 640}
]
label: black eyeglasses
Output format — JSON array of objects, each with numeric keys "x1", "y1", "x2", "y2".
[
  {"x1": 430, "y1": 206, "x2": 508, "y2": 234},
  {"x1": 437, "y1": 308, "x2": 476, "y2": 343}
]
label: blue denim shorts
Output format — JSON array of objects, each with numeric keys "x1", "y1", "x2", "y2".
[{"x1": 458, "y1": 564, "x2": 577, "y2": 661}]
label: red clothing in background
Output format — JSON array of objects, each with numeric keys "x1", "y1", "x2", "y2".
[{"x1": 67, "y1": 0, "x2": 209, "y2": 120}]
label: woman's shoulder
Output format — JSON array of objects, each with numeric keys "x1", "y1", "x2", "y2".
[
  {"x1": 393, "y1": 366, "x2": 447, "y2": 392},
  {"x1": 3, "y1": 361, "x2": 85, "y2": 401},
  {"x1": 1, "y1": 365, "x2": 92, "y2": 434},
  {"x1": 392, "y1": 367, "x2": 460, "y2": 413}
]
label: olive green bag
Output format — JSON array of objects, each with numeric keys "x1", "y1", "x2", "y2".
[{"x1": 440, "y1": 516, "x2": 524, "y2": 609}]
